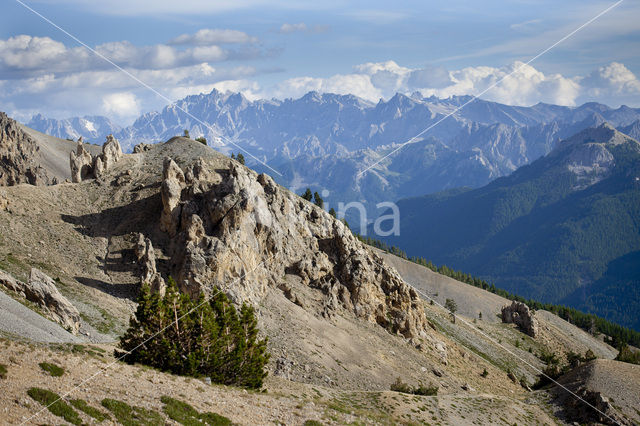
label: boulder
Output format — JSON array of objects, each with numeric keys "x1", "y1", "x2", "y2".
[
  {"x1": 501, "y1": 301, "x2": 538, "y2": 337},
  {"x1": 133, "y1": 143, "x2": 152, "y2": 153},
  {"x1": 0, "y1": 268, "x2": 81, "y2": 334}
]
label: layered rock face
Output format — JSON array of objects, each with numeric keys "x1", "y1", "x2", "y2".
[
  {"x1": 501, "y1": 301, "x2": 538, "y2": 337},
  {"x1": 0, "y1": 268, "x2": 81, "y2": 334},
  {"x1": 156, "y1": 156, "x2": 431, "y2": 342},
  {"x1": 0, "y1": 112, "x2": 52, "y2": 186},
  {"x1": 70, "y1": 135, "x2": 122, "y2": 182}
]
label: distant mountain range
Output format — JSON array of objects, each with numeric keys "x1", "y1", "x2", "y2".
[
  {"x1": 27, "y1": 90, "x2": 640, "y2": 223},
  {"x1": 377, "y1": 123, "x2": 640, "y2": 330}
]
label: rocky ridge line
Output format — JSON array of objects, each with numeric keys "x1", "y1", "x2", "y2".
[{"x1": 136, "y1": 155, "x2": 438, "y2": 349}]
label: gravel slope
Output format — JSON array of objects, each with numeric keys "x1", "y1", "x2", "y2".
[{"x1": 0, "y1": 288, "x2": 82, "y2": 343}]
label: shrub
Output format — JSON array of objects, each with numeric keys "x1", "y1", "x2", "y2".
[
  {"x1": 195, "y1": 137, "x2": 207, "y2": 145},
  {"x1": 28, "y1": 387, "x2": 82, "y2": 425},
  {"x1": 183, "y1": 130, "x2": 190, "y2": 138},
  {"x1": 444, "y1": 298, "x2": 457, "y2": 314},
  {"x1": 0, "y1": 363, "x2": 7, "y2": 379},
  {"x1": 101, "y1": 398, "x2": 163, "y2": 426},
  {"x1": 480, "y1": 368, "x2": 488, "y2": 378},
  {"x1": 117, "y1": 279, "x2": 270, "y2": 389},
  {"x1": 161, "y1": 396, "x2": 232, "y2": 425},
  {"x1": 39, "y1": 362, "x2": 65, "y2": 377},
  {"x1": 390, "y1": 377, "x2": 437, "y2": 396},
  {"x1": 70, "y1": 399, "x2": 110, "y2": 422},
  {"x1": 616, "y1": 344, "x2": 640, "y2": 365}
]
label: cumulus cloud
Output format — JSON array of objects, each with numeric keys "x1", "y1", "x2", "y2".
[
  {"x1": 579, "y1": 62, "x2": 640, "y2": 105},
  {"x1": 0, "y1": 31, "x2": 262, "y2": 78},
  {"x1": 102, "y1": 92, "x2": 141, "y2": 118},
  {"x1": 258, "y1": 60, "x2": 639, "y2": 108}
]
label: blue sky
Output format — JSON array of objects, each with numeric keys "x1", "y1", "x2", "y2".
[{"x1": 1, "y1": 0, "x2": 639, "y2": 123}]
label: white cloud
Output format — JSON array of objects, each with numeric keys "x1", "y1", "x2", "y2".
[
  {"x1": 257, "y1": 60, "x2": 640, "y2": 108},
  {"x1": 102, "y1": 92, "x2": 140, "y2": 118},
  {"x1": 0, "y1": 32, "x2": 263, "y2": 78},
  {"x1": 169, "y1": 29, "x2": 257, "y2": 45}
]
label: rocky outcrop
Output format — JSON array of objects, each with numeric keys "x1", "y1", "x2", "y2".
[
  {"x1": 133, "y1": 143, "x2": 152, "y2": 153},
  {"x1": 562, "y1": 387, "x2": 626, "y2": 425},
  {"x1": 157, "y1": 156, "x2": 432, "y2": 344},
  {"x1": 135, "y1": 233, "x2": 166, "y2": 295},
  {"x1": 94, "y1": 135, "x2": 122, "y2": 178},
  {"x1": 69, "y1": 139, "x2": 94, "y2": 183},
  {"x1": 501, "y1": 301, "x2": 538, "y2": 337},
  {"x1": 159, "y1": 158, "x2": 185, "y2": 237},
  {"x1": 0, "y1": 111, "x2": 52, "y2": 186},
  {"x1": 0, "y1": 268, "x2": 81, "y2": 334},
  {"x1": 69, "y1": 134, "x2": 123, "y2": 182}
]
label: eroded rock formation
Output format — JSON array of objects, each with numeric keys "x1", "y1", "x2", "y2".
[
  {"x1": 135, "y1": 233, "x2": 166, "y2": 295},
  {"x1": 0, "y1": 111, "x2": 52, "y2": 186},
  {"x1": 501, "y1": 301, "x2": 538, "y2": 337},
  {"x1": 69, "y1": 134, "x2": 123, "y2": 182},
  {"x1": 69, "y1": 138, "x2": 94, "y2": 183},
  {"x1": 157, "y1": 156, "x2": 433, "y2": 344},
  {"x1": 0, "y1": 268, "x2": 81, "y2": 334}
]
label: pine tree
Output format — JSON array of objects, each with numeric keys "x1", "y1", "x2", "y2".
[
  {"x1": 236, "y1": 153, "x2": 245, "y2": 165},
  {"x1": 328, "y1": 208, "x2": 336, "y2": 218},
  {"x1": 117, "y1": 278, "x2": 269, "y2": 388},
  {"x1": 301, "y1": 188, "x2": 312, "y2": 201},
  {"x1": 313, "y1": 192, "x2": 324, "y2": 209},
  {"x1": 231, "y1": 153, "x2": 236, "y2": 160},
  {"x1": 183, "y1": 129, "x2": 190, "y2": 138}
]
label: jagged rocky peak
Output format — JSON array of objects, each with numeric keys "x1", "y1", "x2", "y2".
[
  {"x1": 0, "y1": 111, "x2": 52, "y2": 186},
  {"x1": 154, "y1": 152, "x2": 432, "y2": 345},
  {"x1": 69, "y1": 134, "x2": 123, "y2": 182}
]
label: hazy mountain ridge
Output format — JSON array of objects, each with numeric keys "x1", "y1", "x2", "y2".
[
  {"x1": 378, "y1": 123, "x2": 640, "y2": 330},
  {"x1": 28, "y1": 114, "x2": 121, "y2": 143},
  {"x1": 27, "y1": 91, "x2": 640, "y2": 223}
]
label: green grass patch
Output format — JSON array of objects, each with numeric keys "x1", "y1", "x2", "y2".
[
  {"x1": 39, "y1": 362, "x2": 65, "y2": 377},
  {"x1": 303, "y1": 421, "x2": 323, "y2": 426},
  {"x1": 27, "y1": 387, "x2": 82, "y2": 425},
  {"x1": 70, "y1": 399, "x2": 110, "y2": 422},
  {"x1": 0, "y1": 363, "x2": 7, "y2": 379},
  {"x1": 161, "y1": 396, "x2": 232, "y2": 425},
  {"x1": 101, "y1": 398, "x2": 164, "y2": 426}
]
